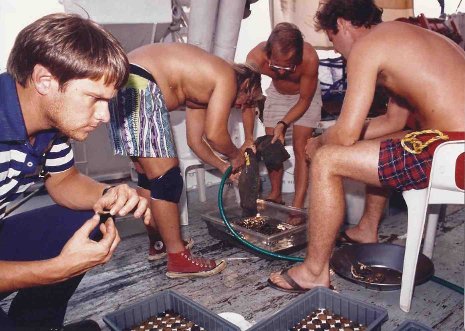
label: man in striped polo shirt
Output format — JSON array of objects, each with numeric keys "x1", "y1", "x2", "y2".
[{"x1": 0, "y1": 14, "x2": 150, "y2": 330}]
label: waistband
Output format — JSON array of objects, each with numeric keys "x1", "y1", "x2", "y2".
[{"x1": 130, "y1": 64, "x2": 156, "y2": 84}]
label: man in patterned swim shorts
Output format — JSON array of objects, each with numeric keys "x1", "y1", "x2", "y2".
[
  {"x1": 109, "y1": 43, "x2": 262, "y2": 278},
  {"x1": 268, "y1": 0, "x2": 465, "y2": 294}
]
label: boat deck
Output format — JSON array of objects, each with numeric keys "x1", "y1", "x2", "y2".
[{"x1": 1, "y1": 179, "x2": 463, "y2": 330}]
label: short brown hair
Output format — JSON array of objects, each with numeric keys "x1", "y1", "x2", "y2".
[
  {"x1": 7, "y1": 13, "x2": 129, "y2": 90},
  {"x1": 315, "y1": 0, "x2": 383, "y2": 33},
  {"x1": 265, "y1": 22, "x2": 304, "y2": 65},
  {"x1": 233, "y1": 63, "x2": 262, "y2": 102}
]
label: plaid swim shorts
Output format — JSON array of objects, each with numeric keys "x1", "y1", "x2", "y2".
[{"x1": 378, "y1": 131, "x2": 465, "y2": 191}]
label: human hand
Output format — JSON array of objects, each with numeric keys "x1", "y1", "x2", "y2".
[
  {"x1": 230, "y1": 149, "x2": 245, "y2": 174},
  {"x1": 240, "y1": 139, "x2": 256, "y2": 154},
  {"x1": 93, "y1": 184, "x2": 151, "y2": 225},
  {"x1": 57, "y1": 214, "x2": 121, "y2": 278},
  {"x1": 305, "y1": 136, "x2": 322, "y2": 161},
  {"x1": 271, "y1": 125, "x2": 285, "y2": 144}
]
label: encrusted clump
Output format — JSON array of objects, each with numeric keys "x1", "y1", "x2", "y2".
[
  {"x1": 289, "y1": 308, "x2": 366, "y2": 331},
  {"x1": 125, "y1": 310, "x2": 206, "y2": 331}
]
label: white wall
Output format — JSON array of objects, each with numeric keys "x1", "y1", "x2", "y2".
[{"x1": 0, "y1": 0, "x2": 64, "y2": 72}]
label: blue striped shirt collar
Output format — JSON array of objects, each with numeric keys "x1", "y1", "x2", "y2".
[{"x1": 0, "y1": 72, "x2": 28, "y2": 142}]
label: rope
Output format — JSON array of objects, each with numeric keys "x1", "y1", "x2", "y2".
[{"x1": 401, "y1": 129, "x2": 449, "y2": 154}]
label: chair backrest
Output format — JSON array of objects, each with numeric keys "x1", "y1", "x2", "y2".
[
  {"x1": 427, "y1": 140, "x2": 465, "y2": 204},
  {"x1": 170, "y1": 110, "x2": 202, "y2": 161},
  {"x1": 228, "y1": 108, "x2": 267, "y2": 147}
]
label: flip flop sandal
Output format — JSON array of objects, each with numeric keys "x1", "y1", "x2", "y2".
[
  {"x1": 265, "y1": 198, "x2": 285, "y2": 205},
  {"x1": 268, "y1": 268, "x2": 335, "y2": 293},
  {"x1": 335, "y1": 231, "x2": 360, "y2": 247},
  {"x1": 268, "y1": 268, "x2": 308, "y2": 293}
]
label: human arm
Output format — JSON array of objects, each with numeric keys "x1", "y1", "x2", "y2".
[
  {"x1": 360, "y1": 97, "x2": 410, "y2": 139},
  {"x1": 203, "y1": 79, "x2": 244, "y2": 172},
  {"x1": 272, "y1": 53, "x2": 320, "y2": 144},
  {"x1": 0, "y1": 214, "x2": 119, "y2": 292},
  {"x1": 186, "y1": 107, "x2": 230, "y2": 174},
  {"x1": 240, "y1": 107, "x2": 256, "y2": 151},
  {"x1": 45, "y1": 166, "x2": 150, "y2": 224}
]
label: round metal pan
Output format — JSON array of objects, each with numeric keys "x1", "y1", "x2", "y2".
[{"x1": 330, "y1": 243, "x2": 434, "y2": 291}]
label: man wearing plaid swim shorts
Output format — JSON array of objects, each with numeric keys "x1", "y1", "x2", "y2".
[{"x1": 268, "y1": 0, "x2": 465, "y2": 295}]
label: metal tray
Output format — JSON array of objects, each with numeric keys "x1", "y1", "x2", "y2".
[
  {"x1": 330, "y1": 243, "x2": 434, "y2": 291},
  {"x1": 201, "y1": 199, "x2": 308, "y2": 252}
]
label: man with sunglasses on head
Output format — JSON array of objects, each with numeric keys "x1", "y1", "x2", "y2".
[{"x1": 246, "y1": 22, "x2": 322, "y2": 212}]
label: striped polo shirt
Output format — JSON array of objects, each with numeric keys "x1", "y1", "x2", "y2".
[{"x1": 0, "y1": 73, "x2": 74, "y2": 220}]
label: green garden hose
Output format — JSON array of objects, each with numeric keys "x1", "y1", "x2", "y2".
[{"x1": 218, "y1": 166, "x2": 464, "y2": 295}]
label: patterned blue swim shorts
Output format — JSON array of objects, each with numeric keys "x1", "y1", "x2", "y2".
[{"x1": 108, "y1": 64, "x2": 177, "y2": 158}]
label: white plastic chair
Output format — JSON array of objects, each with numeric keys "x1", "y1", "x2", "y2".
[
  {"x1": 400, "y1": 140, "x2": 465, "y2": 312},
  {"x1": 170, "y1": 110, "x2": 206, "y2": 226}
]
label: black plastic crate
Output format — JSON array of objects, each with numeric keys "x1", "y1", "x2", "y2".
[
  {"x1": 248, "y1": 287, "x2": 388, "y2": 331},
  {"x1": 103, "y1": 290, "x2": 240, "y2": 331},
  {"x1": 393, "y1": 320, "x2": 433, "y2": 331}
]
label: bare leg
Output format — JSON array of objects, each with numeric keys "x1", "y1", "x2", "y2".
[
  {"x1": 291, "y1": 125, "x2": 313, "y2": 209},
  {"x1": 131, "y1": 160, "x2": 161, "y2": 247},
  {"x1": 264, "y1": 126, "x2": 284, "y2": 203},
  {"x1": 269, "y1": 139, "x2": 383, "y2": 289},
  {"x1": 136, "y1": 157, "x2": 185, "y2": 253},
  {"x1": 345, "y1": 186, "x2": 390, "y2": 243},
  {"x1": 343, "y1": 131, "x2": 406, "y2": 243},
  {"x1": 135, "y1": 186, "x2": 162, "y2": 246}
]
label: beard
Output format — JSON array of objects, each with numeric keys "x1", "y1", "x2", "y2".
[{"x1": 46, "y1": 98, "x2": 90, "y2": 141}]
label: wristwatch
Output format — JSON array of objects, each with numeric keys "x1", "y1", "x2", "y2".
[{"x1": 277, "y1": 120, "x2": 289, "y2": 130}]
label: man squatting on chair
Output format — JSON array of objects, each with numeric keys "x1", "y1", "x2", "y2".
[
  {"x1": 0, "y1": 14, "x2": 150, "y2": 329},
  {"x1": 108, "y1": 43, "x2": 263, "y2": 278},
  {"x1": 268, "y1": 0, "x2": 465, "y2": 293}
]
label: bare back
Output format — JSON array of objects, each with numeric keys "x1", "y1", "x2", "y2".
[
  {"x1": 352, "y1": 21, "x2": 465, "y2": 131},
  {"x1": 127, "y1": 43, "x2": 237, "y2": 111}
]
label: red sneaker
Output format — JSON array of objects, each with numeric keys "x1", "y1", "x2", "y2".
[
  {"x1": 148, "y1": 238, "x2": 194, "y2": 261},
  {"x1": 166, "y1": 248, "x2": 226, "y2": 278}
]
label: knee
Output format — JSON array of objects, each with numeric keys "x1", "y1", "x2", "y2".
[
  {"x1": 149, "y1": 166, "x2": 184, "y2": 203},
  {"x1": 137, "y1": 172, "x2": 150, "y2": 190},
  {"x1": 310, "y1": 145, "x2": 337, "y2": 177},
  {"x1": 292, "y1": 144, "x2": 307, "y2": 161}
]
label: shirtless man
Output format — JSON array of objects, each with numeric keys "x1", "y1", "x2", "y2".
[
  {"x1": 245, "y1": 22, "x2": 322, "y2": 210},
  {"x1": 109, "y1": 43, "x2": 262, "y2": 278},
  {"x1": 268, "y1": 0, "x2": 465, "y2": 296}
]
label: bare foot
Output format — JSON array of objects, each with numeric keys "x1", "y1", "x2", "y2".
[
  {"x1": 286, "y1": 214, "x2": 305, "y2": 226},
  {"x1": 345, "y1": 225, "x2": 378, "y2": 244},
  {"x1": 265, "y1": 194, "x2": 284, "y2": 205}
]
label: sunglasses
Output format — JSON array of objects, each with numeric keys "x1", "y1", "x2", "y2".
[{"x1": 268, "y1": 62, "x2": 296, "y2": 73}]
